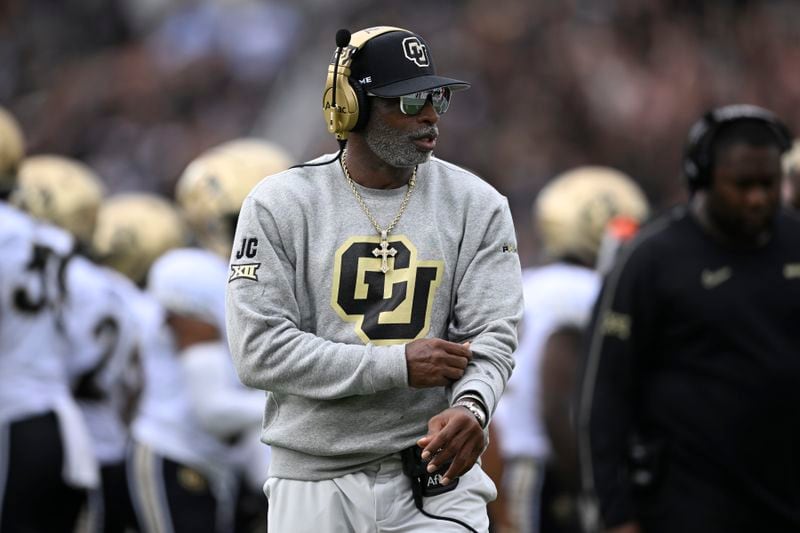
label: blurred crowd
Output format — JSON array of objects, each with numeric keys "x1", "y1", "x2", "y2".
[{"x1": 4, "y1": 0, "x2": 800, "y2": 264}]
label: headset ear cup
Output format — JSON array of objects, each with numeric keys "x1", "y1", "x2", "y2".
[
  {"x1": 683, "y1": 138, "x2": 705, "y2": 192},
  {"x1": 683, "y1": 157, "x2": 701, "y2": 192},
  {"x1": 322, "y1": 66, "x2": 361, "y2": 138},
  {"x1": 335, "y1": 73, "x2": 359, "y2": 135},
  {"x1": 683, "y1": 114, "x2": 715, "y2": 191},
  {"x1": 688, "y1": 142, "x2": 710, "y2": 191},
  {"x1": 350, "y1": 78, "x2": 370, "y2": 132}
]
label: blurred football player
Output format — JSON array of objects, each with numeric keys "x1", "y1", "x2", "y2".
[
  {"x1": 12, "y1": 155, "x2": 144, "y2": 533},
  {"x1": 491, "y1": 167, "x2": 649, "y2": 533},
  {"x1": 0, "y1": 108, "x2": 99, "y2": 532},
  {"x1": 132, "y1": 247, "x2": 264, "y2": 533},
  {"x1": 175, "y1": 137, "x2": 293, "y2": 531},
  {"x1": 91, "y1": 193, "x2": 190, "y2": 531}
]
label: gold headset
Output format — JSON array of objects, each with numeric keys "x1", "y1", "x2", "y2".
[{"x1": 322, "y1": 26, "x2": 407, "y2": 141}]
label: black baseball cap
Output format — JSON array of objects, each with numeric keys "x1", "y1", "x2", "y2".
[{"x1": 349, "y1": 30, "x2": 470, "y2": 97}]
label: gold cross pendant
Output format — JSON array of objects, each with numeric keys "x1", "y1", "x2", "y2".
[{"x1": 372, "y1": 230, "x2": 397, "y2": 274}]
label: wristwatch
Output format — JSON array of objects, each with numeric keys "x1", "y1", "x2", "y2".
[{"x1": 453, "y1": 397, "x2": 487, "y2": 428}]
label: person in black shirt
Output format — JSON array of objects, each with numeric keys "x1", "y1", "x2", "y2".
[{"x1": 577, "y1": 104, "x2": 800, "y2": 533}]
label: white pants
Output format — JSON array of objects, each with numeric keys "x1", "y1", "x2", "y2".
[{"x1": 265, "y1": 456, "x2": 496, "y2": 532}]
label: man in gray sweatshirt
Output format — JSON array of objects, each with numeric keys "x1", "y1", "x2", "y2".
[{"x1": 226, "y1": 25, "x2": 523, "y2": 532}]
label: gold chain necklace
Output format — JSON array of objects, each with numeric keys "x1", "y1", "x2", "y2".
[{"x1": 340, "y1": 151, "x2": 417, "y2": 273}]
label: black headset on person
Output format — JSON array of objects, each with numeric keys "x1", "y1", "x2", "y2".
[
  {"x1": 322, "y1": 26, "x2": 407, "y2": 141},
  {"x1": 683, "y1": 104, "x2": 793, "y2": 192}
]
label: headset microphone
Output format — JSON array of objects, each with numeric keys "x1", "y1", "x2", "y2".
[{"x1": 335, "y1": 29, "x2": 351, "y2": 48}]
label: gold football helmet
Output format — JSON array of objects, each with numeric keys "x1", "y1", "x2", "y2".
[
  {"x1": 0, "y1": 106, "x2": 26, "y2": 194},
  {"x1": 92, "y1": 193, "x2": 189, "y2": 285},
  {"x1": 534, "y1": 166, "x2": 650, "y2": 266},
  {"x1": 176, "y1": 138, "x2": 293, "y2": 257},
  {"x1": 12, "y1": 155, "x2": 105, "y2": 245}
]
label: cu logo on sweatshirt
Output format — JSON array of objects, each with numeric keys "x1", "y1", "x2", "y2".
[{"x1": 331, "y1": 235, "x2": 443, "y2": 345}]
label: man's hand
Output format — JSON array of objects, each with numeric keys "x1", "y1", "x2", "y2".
[
  {"x1": 416, "y1": 406, "x2": 485, "y2": 485},
  {"x1": 405, "y1": 339, "x2": 471, "y2": 388}
]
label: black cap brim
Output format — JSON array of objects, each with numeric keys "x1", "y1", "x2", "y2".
[{"x1": 368, "y1": 75, "x2": 471, "y2": 97}]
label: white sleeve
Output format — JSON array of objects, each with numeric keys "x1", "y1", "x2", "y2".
[{"x1": 181, "y1": 341, "x2": 264, "y2": 440}]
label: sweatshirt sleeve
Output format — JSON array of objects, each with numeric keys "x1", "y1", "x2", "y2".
[
  {"x1": 576, "y1": 241, "x2": 656, "y2": 529},
  {"x1": 447, "y1": 197, "x2": 523, "y2": 417},
  {"x1": 225, "y1": 195, "x2": 408, "y2": 400}
]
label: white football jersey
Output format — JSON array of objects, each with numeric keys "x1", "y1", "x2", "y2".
[
  {"x1": 63, "y1": 255, "x2": 141, "y2": 464},
  {"x1": 130, "y1": 298, "x2": 235, "y2": 477},
  {"x1": 134, "y1": 247, "x2": 265, "y2": 497},
  {"x1": 0, "y1": 203, "x2": 99, "y2": 487},
  {"x1": 0, "y1": 203, "x2": 75, "y2": 422},
  {"x1": 181, "y1": 340, "x2": 267, "y2": 486},
  {"x1": 493, "y1": 262, "x2": 601, "y2": 459}
]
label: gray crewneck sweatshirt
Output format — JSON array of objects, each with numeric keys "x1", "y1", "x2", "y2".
[{"x1": 225, "y1": 154, "x2": 523, "y2": 480}]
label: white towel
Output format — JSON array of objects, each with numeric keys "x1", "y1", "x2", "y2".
[{"x1": 53, "y1": 396, "x2": 99, "y2": 489}]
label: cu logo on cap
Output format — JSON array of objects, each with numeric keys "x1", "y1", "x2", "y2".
[{"x1": 402, "y1": 37, "x2": 429, "y2": 67}]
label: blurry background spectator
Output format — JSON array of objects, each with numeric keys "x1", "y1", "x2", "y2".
[{"x1": 4, "y1": 0, "x2": 800, "y2": 266}]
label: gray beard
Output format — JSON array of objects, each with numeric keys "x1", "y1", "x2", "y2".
[{"x1": 364, "y1": 117, "x2": 433, "y2": 168}]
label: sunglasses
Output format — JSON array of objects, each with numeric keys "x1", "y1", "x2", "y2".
[{"x1": 371, "y1": 87, "x2": 452, "y2": 116}]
